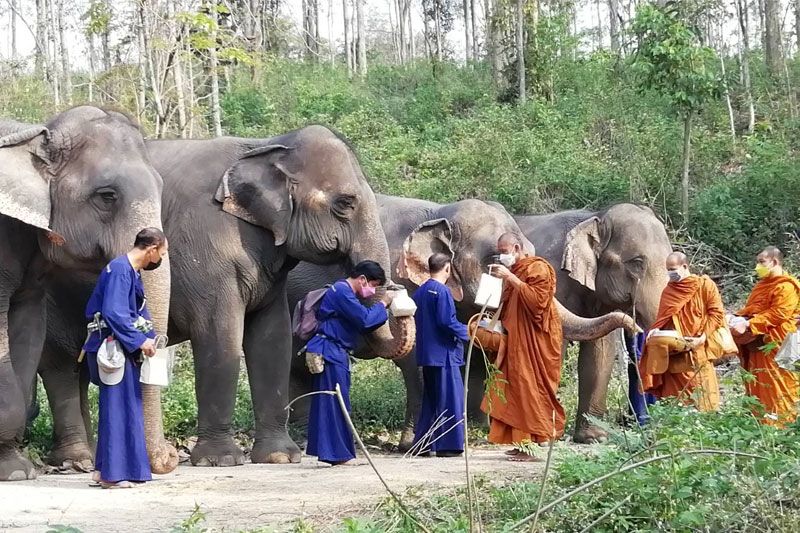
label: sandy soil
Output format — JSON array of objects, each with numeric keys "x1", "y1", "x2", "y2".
[{"x1": 0, "y1": 447, "x2": 550, "y2": 532}]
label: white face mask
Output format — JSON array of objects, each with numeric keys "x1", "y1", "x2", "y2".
[{"x1": 498, "y1": 253, "x2": 516, "y2": 267}]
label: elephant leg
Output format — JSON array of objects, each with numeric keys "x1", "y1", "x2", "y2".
[
  {"x1": 0, "y1": 271, "x2": 45, "y2": 480},
  {"x1": 39, "y1": 345, "x2": 93, "y2": 469},
  {"x1": 394, "y1": 353, "x2": 422, "y2": 452},
  {"x1": 245, "y1": 296, "x2": 302, "y2": 464},
  {"x1": 189, "y1": 308, "x2": 246, "y2": 467},
  {"x1": 573, "y1": 334, "x2": 617, "y2": 444}
]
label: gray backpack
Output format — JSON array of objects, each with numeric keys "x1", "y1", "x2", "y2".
[{"x1": 292, "y1": 286, "x2": 331, "y2": 341}]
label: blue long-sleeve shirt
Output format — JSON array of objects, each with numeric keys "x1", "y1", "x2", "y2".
[
  {"x1": 82, "y1": 255, "x2": 155, "y2": 355},
  {"x1": 306, "y1": 280, "x2": 388, "y2": 368},
  {"x1": 413, "y1": 279, "x2": 469, "y2": 367}
]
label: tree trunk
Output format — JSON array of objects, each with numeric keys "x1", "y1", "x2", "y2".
[
  {"x1": 343, "y1": 0, "x2": 353, "y2": 76},
  {"x1": 720, "y1": 54, "x2": 736, "y2": 147},
  {"x1": 356, "y1": 0, "x2": 367, "y2": 77},
  {"x1": 609, "y1": 0, "x2": 620, "y2": 53},
  {"x1": 397, "y1": 0, "x2": 406, "y2": 64},
  {"x1": 57, "y1": 0, "x2": 71, "y2": 104},
  {"x1": 47, "y1": 0, "x2": 60, "y2": 107},
  {"x1": 10, "y1": 0, "x2": 17, "y2": 60},
  {"x1": 471, "y1": 0, "x2": 478, "y2": 60},
  {"x1": 35, "y1": 0, "x2": 47, "y2": 75},
  {"x1": 681, "y1": 114, "x2": 692, "y2": 226},
  {"x1": 516, "y1": 0, "x2": 525, "y2": 104},
  {"x1": 737, "y1": 0, "x2": 756, "y2": 134},
  {"x1": 389, "y1": 0, "x2": 400, "y2": 63},
  {"x1": 463, "y1": 0, "x2": 472, "y2": 63},
  {"x1": 764, "y1": 0, "x2": 782, "y2": 78},
  {"x1": 596, "y1": 0, "x2": 603, "y2": 49},
  {"x1": 101, "y1": 0, "x2": 111, "y2": 71},
  {"x1": 408, "y1": 3, "x2": 415, "y2": 60},
  {"x1": 434, "y1": 0, "x2": 443, "y2": 61},
  {"x1": 209, "y1": 6, "x2": 223, "y2": 137},
  {"x1": 87, "y1": 35, "x2": 95, "y2": 102},
  {"x1": 795, "y1": 0, "x2": 800, "y2": 54},
  {"x1": 328, "y1": 0, "x2": 335, "y2": 66}
]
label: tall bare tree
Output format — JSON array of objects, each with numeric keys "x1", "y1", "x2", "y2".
[
  {"x1": 795, "y1": 0, "x2": 800, "y2": 53},
  {"x1": 516, "y1": 0, "x2": 525, "y2": 104},
  {"x1": 57, "y1": 0, "x2": 71, "y2": 104},
  {"x1": 736, "y1": 0, "x2": 756, "y2": 133},
  {"x1": 343, "y1": 0, "x2": 353, "y2": 75},
  {"x1": 471, "y1": 0, "x2": 478, "y2": 59},
  {"x1": 356, "y1": 0, "x2": 367, "y2": 77},
  {"x1": 35, "y1": 0, "x2": 48, "y2": 75},
  {"x1": 763, "y1": 0, "x2": 782, "y2": 77},
  {"x1": 209, "y1": 1, "x2": 223, "y2": 136},
  {"x1": 609, "y1": 0, "x2": 620, "y2": 53},
  {"x1": 10, "y1": 0, "x2": 17, "y2": 59},
  {"x1": 463, "y1": 0, "x2": 472, "y2": 62}
]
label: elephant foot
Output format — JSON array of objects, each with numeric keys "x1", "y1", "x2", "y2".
[
  {"x1": 149, "y1": 439, "x2": 179, "y2": 474},
  {"x1": 397, "y1": 427, "x2": 415, "y2": 453},
  {"x1": 190, "y1": 436, "x2": 245, "y2": 467},
  {"x1": 250, "y1": 432, "x2": 302, "y2": 464},
  {"x1": 0, "y1": 447, "x2": 37, "y2": 481},
  {"x1": 573, "y1": 425, "x2": 609, "y2": 444},
  {"x1": 46, "y1": 441, "x2": 94, "y2": 472}
]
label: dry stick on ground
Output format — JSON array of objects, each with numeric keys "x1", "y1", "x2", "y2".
[
  {"x1": 283, "y1": 389, "x2": 431, "y2": 533},
  {"x1": 529, "y1": 411, "x2": 557, "y2": 533},
  {"x1": 510, "y1": 449, "x2": 767, "y2": 531},
  {"x1": 463, "y1": 302, "x2": 491, "y2": 532}
]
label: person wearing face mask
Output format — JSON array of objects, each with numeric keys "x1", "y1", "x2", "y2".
[
  {"x1": 82, "y1": 227, "x2": 168, "y2": 488},
  {"x1": 305, "y1": 260, "x2": 394, "y2": 465},
  {"x1": 638, "y1": 252, "x2": 725, "y2": 411},
  {"x1": 475, "y1": 232, "x2": 565, "y2": 462},
  {"x1": 732, "y1": 246, "x2": 800, "y2": 426},
  {"x1": 411, "y1": 253, "x2": 470, "y2": 457}
]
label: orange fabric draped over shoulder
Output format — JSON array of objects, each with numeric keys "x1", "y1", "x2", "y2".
[
  {"x1": 639, "y1": 275, "x2": 725, "y2": 411},
  {"x1": 481, "y1": 257, "x2": 565, "y2": 444},
  {"x1": 737, "y1": 275, "x2": 800, "y2": 425}
]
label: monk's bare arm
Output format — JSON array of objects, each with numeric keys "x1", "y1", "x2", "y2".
[{"x1": 749, "y1": 283, "x2": 799, "y2": 334}]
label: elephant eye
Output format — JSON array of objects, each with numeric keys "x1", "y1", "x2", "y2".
[
  {"x1": 94, "y1": 187, "x2": 118, "y2": 206},
  {"x1": 332, "y1": 195, "x2": 357, "y2": 218}
]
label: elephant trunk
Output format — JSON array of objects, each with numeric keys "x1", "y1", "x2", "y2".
[
  {"x1": 351, "y1": 190, "x2": 416, "y2": 360},
  {"x1": 136, "y1": 211, "x2": 178, "y2": 475},
  {"x1": 555, "y1": 299, "x2": 639, "y2": 341}
]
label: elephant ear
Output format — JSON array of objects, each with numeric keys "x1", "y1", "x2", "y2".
[
  {"x1": 214, "y1": 144, "x2": 294, "y2": 246},
  {"x1": 397, "y1": 218, "x2": 464, "y2": 302},
  {"x1": 562, "y1": 216, "x2": 603, "y2": 291},
  {"x1": 0, "y1": 120, "x2": 52, "y2": 232}
]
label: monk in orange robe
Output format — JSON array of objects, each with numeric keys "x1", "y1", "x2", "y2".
[
  {"x1": 480, "y1": 233, "x2": 565, "y2": 462},
  {"x1": 639, "y1": 252, "x2": 725, "y2": 411},
  {"x1": 733, "y1": 246, "x2": 800, "y2": 426}
]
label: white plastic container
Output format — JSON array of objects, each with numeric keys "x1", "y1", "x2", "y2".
[
  {"x1": 389, "y1": 289, "x2": 417, "y2": 317},
  {"x1": 475, "y1": 273, "x2": 502, "y2": 309}
]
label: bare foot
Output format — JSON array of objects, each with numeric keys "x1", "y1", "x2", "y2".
[
  {"x1": 330, "y1": 459, "x2": 362, "y2": 466},
  {"x1": 101, "y1": 480, "x2": 136, "y2": 489},
  {"x1": 508, "y1": 453, "x2": 543, "y2": 463}
]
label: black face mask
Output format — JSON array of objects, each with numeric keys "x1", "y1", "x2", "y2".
[{"x1": 143, "y1": 257, "x2": 162, "y2": 271}]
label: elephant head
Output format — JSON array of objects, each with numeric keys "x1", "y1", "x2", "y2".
[
  {"x1": 391, "y1": 199, "x2": 638, "y2": 339},
  {"x1": 214, "y1": 125, "x2": 414, "y2": 358},
  {"x1": 0, "y1": 106, "x2": 176, "y2": 473},
  {"x1": 561, "y1": 203, "x2": 671, "y2": 329}
]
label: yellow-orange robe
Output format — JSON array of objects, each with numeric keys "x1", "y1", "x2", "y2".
[
  {"x1": 481, "y1": 256, "x2": 565, "y2": 444},
  {"x1": 639, "y1": 275, "x2": 725, "y2": 411},
  {"x1": 737, "y1": 275, "x2": 800, "y2": 425}
]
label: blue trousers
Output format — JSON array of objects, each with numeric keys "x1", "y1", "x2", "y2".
[
  {"x1": 307, "y1": 362, "x2": 356, "y2": 464},
  {"x1": 626, "y1": 333, "x2": 656, "y2": 425},
  {"x1": 413, "y1": 365, "x2": 465, "y2": 453},
  {"x1": 88, "y1": 352, "x2": 152, "y2": 482}
]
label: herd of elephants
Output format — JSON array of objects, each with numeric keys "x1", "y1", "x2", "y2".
[{"x1": 0, "y1": 105, "x2": 670, "y2": 482}]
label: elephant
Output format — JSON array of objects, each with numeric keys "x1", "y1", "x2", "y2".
[
  {"x1": 514, "y1": 204, "x2": 670, "y2": 442},
  {"x1": 286, "y1": 195, "x2": 639, "y2": 449},
  {"x1": 0, "y1": 106, "x2": 171, "y2": 481},
  {"x1": 37, "y1": 125, "x2": 413, "y2": 468}
]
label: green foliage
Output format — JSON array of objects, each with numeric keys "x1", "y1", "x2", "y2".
[
  {"x1": 630, "y1": 2, "x2": 722, "y2": 118},
  {"x1": 349, "y1": 359, "x2": 406, "y2": 434}
]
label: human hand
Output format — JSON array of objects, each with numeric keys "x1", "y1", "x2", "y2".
[
  {"x1": 490, "y1": 264, "x2": 519, "y2": 284},
  {"x1": 381, "y1": 291, "x2": 396, "y2": 306},
  {"x1": 688, "y1": 334, "x2": 706, "y2": 350},
  {"x1": 733, "y1": 320, "x2": 749, "y2": 336},
  {"x1": 140, "y1": 338, "x2": 156, "y2": 357}
]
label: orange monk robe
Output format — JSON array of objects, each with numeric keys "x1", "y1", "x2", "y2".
[
  {"x1": 639, "y1": 275, "x2": 725, "y2": 411},
  {"x1": 481, "y1": 256, "x2": 566, "y2": 444},
  {"x1": 737, "y1": 275, "x2": 800, "y2": 425}
]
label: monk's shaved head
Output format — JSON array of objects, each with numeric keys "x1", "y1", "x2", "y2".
[
  {"x1": 758, "y1": 246, "x2": 784, "y2": 265},
  {"x1": 665, "y1": 252, "x2": 688, "y2": 269},
  {"x1": 498, "y1": 232, "x2": 523, "y2": 248}
]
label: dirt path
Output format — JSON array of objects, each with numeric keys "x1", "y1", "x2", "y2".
[{"x1": 0, "y1": 447, "x2": 550, "y2": 532}]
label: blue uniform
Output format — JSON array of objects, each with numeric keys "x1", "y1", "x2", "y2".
[
  {"x1": 83, "y1": 256, "x2": 154, "y2": 483},
  {"x1": 306, "y1": 280, "x2": 388, "y2": 464},
  {"x1": 627, "y1": 332, "x2": 656, "y2": 425},
  {"x1": 412, "y1": 279, "x2": 470, "y2": 454}
]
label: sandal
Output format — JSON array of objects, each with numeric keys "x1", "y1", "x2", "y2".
[
  {"x1": 100, "y1": 480, "x2": 136, "y2": 489},
  {"x1": 504, "y1": 448, "x2": 521, "y2": 456},
  {"x1": 508, "y1": 453, "x2": 543, "y2": 463}
]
